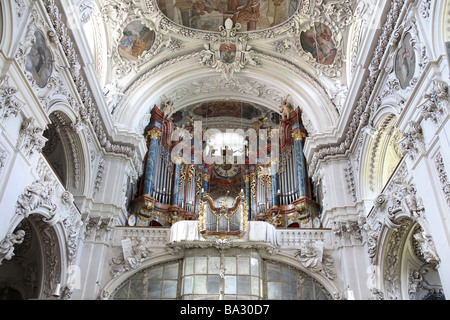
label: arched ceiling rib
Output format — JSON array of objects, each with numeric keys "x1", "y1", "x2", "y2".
[{"x1": 113, "y1": 60, "x2": 338, "y2": 134}]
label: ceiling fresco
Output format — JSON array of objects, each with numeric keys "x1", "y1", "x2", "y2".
[{"x1": 157, "y1": 0, "x2": 300, "y2": 32}]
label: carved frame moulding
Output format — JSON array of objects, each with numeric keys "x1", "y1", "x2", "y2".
[
  {"x1": 104, "y1": 10, "x2": 170, "y2": 78},
  {"x1": 290, "y1": 17, "x2": 345, "y2": 79},
  {"x1": 380, "y1": 16, "x2": 429, "y2": 110},
  {"x1": 14, "y1": 9, "x2": 69, "y2": 112}
]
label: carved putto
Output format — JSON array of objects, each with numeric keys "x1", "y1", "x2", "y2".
[
  {"x1": 0, "y1": 230, "x2": 26, "y2": 264},
  {"x1": 279, "y1": 95, "x2": 292, "y2": 121}
]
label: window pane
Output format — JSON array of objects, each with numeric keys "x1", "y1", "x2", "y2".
[
  {"x1": 183, "y1": 276, "x2": 193, "y2": 294},
  {"x1": 207, "y1": 275, "x2": 220, "y2": 294},
  {"x1": 195, "y1": 257, "x2": 207, "y2": 274},
  {"x1": 148, "y1": 267, "x2": 163, "y2": 279},
  {"x1": 208, "y1": 257, "x2": 220, "y2": 274},
  {"x1": 250, "y1": 258, "x2": 259, "y2": 276},
  {"x1": 267, "y1": 282, "x2": 282, "y2": 300},
  {"x1": 224, "y1": 275, "x2": 236, "y2": 294},
  {"x1": 164, "y1": 263, "x2": 179, "y2": 279},
  {"x1": 128, "y1": 279, "x2": 143, "y2": 299},
  {"x1": 185, "y1": 257, "x2": 194, "y2": 275},
  {"x1": 267, "y1": 264, "x2": 281, "y2": 281},
  {"x1": 282, "y1": 267, "x2": 296, "y2": 282},
  {"x1": 237, "y1": 257, "x2": 249, "y2": 275},
  {"x1": 194, "y1": 275, "x2": 207, "y2": 294},
  {"x1": 283, "y1": 281, "x2": 297, "y2": 300},
  {"x1": 237, "y1": 275, "x2": 250, "y2": 294},
  {"x1": 225, "y1": 257, "x2": 236, "y2": 274},
  {"x1": 162, "y1": 280, "x2": 178, "y2": 298},
  {"x1": 251, "y1": 276, "x2": 260, "y2": 296},
  {"x1": 114, "y1": 281, "x2": 129, "y2": 299},
  {"x1": 147, "y1": 279, "x2": 162, "y2": 298}
]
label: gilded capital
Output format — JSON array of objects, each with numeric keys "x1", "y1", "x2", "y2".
[
  {"x1": 291, "y1": 130, "x2": 306, "y2": 141},
  {"x1": 146, "y1": 128, "x2": 162, "y2": 141}
]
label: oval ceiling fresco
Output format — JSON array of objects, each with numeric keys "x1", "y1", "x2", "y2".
[
  {"x1": 157, "y1": 0, "x2": 301, "y2": 32},
  {"x1": 300, "y1": 23, "x2": 337, "y2": 65},
  {"x1": 118, "y1": 21, "x2": 155, "y2": 61}
]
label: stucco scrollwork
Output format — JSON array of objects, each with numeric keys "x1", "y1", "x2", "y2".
[
  {"x1": 398, "y1": 121, "x2": 425, "y2": 161},
  {"x1": 419, "y1": 80, "x2": 449, "y2": 126},
  {"x1": 0, "y1": 76, "x2": 23, "y2": 122},
  {"x1": 15, "y1": 173, "x2": 56, "y2": 219},
  {"x1": 16, "y1": 117, "x2": 48, "y2": 159},
  {"x1": 413, "y1": 231, "x2": 440, "y2": 266}
]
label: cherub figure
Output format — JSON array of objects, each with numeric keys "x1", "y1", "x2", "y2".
[
  {"x1": 279, "y1": 96, "x2": 292, "y2": 121},
  {"x1": 163, "y1": 100, "x2": 175, "y2": 119}
]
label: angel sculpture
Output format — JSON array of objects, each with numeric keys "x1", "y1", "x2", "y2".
[
  {"x1": 279, "y1": 96, "x2": 292, "y2": 121},
  {"x1": 163, "y1": 100, "x2": 175, "y2": 119}
]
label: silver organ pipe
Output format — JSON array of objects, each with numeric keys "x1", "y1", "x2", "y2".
[
  {"x1": 283, "y1": 153, "x2": 290, "y2": 205},
  {"x1": 161, "y1": 151, "x2": 167, "y2": 203},
  {"x1": 166, "y1": 158, "x2": 172, "y2": 204},
  {"x1": 278, "y1": 165, "x2": 283, "y2": 206},
  {"x1": 165, "y1": 158, "x2": 171, "y2": 202},
  {"x1": 179, "y1": 175, "x2": 185, "y2": 208},
  {"x1": 286, "y1": 150, "x2": 292, "y2": 204},
  {"x1": 152, "y1": 143, "x2": 161, "y2": 200},
  {"x1": 289, "y1": 145, "x2": 296, "y2": 202},
  {"x1": 284, "y1": 159, "x2": 287, "y2": 206},
  {"x1": 257, "y1": 174, "x2": 263, "y2": 214},
  {"x1": 292, "y1": 144, "x2": 299, "y2": 199},
  {"x1": 186, "y1": 167, "x2": 196, "y2": 212},
  {"x1": 281, "y1": 155, "x2": 287, "y2": 205}
]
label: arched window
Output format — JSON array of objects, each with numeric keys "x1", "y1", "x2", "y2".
[
  {"x1": 111, "y1": 249, "x2": 331, "y2": 300},
  {"x1": 363, "y1": 114, "x2": 403, "y2": 199}
]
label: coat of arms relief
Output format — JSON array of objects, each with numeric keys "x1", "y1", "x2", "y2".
[{"x1": 199, "y1": 18, "x2": 260, "y2": 80}]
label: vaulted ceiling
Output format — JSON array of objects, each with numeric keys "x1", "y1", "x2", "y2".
[{"x1": 75, "y1": 0, "x2": 377, "y2": 158}]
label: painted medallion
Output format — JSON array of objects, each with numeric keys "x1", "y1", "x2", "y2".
[
  {"x1": 300, "y1": 23, "x2": 337, "y2": 66},
  {"x1": 395, "y1": 33, "x2": 416, "y2": 90},
  {"x1": 118, "y1": 21, "x2": 155, "y2": 61},
  {"x1": 25, "y1": 31, "x2": 53, "y2": 88}
]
